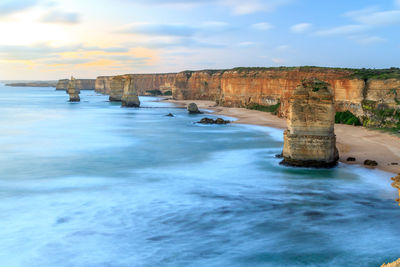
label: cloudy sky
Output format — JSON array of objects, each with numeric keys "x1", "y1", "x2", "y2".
[{"x1": 0, "y1": 0, "x2": 399, "y2": 79}]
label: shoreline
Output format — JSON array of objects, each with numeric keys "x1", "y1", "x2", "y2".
[{"x1": 164, "y1": 99, "x2": 400, "y2": 175}]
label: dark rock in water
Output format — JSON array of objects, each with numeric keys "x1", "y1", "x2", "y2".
[
  {"x1": 275, "y1": 154, "x2": 283, "y2": 158},
  {"x1": 347, "y1": 157, "x2": 356, "y2": 162},
  {"x1": 364, "y1": 159, "x2": 378, "y2": 166},
  {"x1": 166, "y1": 113, "x2": 174, "y2": 117},
  {"x1": 280, "y1": 159, "x2": 338, "y2": 168},
  {"x1": 198, "y1": 117, "x2": 230, "y2": 124},
  {"x1": 187, "y1": 103, "x2": 202, "y2": 114},
  {"x1": 391, "y1": 162, "x2": 399, "y2": 165}
]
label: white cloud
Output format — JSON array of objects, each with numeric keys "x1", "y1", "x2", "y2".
[
  {"x1": 252, "y1": 22, "x2": 274, "y2": 30},
  {"x1": 276, "y1": 44, "x2": 290, "y2": 51},
  {"x1": 219, "y1": 0, "x2": 294, "y2": 15},
  {"x1": 272, "y1": 58, "x2": 284, "y2": 63},
  {"x1": 315, "y1": 24, "x2": 369, "y2": 36},
  {"x1": 351, "y1": 36, "x2": 386, "y2": 44},
  {"x1": 237, "y1": 41, "x2": 256, "y2": 47},
  {"x1": 40, "y1": 10, "x2": 80, "y2": 24},
  {"x1": 348, "y1": 9, "x2": 400, "y2": 25},
  {"x1": 290, "y1": 23, "x2": 312, "y2": 33}
]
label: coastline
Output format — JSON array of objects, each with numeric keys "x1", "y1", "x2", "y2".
[{"x1": 164, "y1": 99, "x2": 400, "y2": 175}]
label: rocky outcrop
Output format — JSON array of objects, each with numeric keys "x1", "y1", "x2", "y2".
[
  {"x1": 392, "y1": 174, "x2": 400, "y2": 206},
  {"x1": 109, "y1": 76, "x2": 125, "y2": 102},
  {"x1": 6, "y1": 81, "x2": 57, "y2": 87},
  {"x1": 56, "y1": 79, "x2": 95, "y2": 90},
  {"x1": 95, "y1": 67, "x2": 400, "y2": 130},
  {"x1": 66, "y1": 77, "x2": 80, "y2": 102},
  {"x1": 198, "y1": 118, "x2": 230, "y2": 124},
  {"x1": 95, "y1": 76, "x2": 114, "y2": 94},
  {"x1": 281, "y1": 79, "x2": 339, "y2": 167},
  {"x1": 187, "y1": 103, "x2": 201, "y2": 114},
  {"x1": 121, "y1": 76, "x2": 140, "y2": 107},
  {"x1": 95, "y1": 74, "x2": 176, "y2": 95},
  {"x1": 381, "y1": 258, "x2": 400, "y2": 267}
]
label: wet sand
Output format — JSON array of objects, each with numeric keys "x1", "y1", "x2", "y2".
[{"x1": 165, "y1": 99, "x2": 400, "y2": 174}]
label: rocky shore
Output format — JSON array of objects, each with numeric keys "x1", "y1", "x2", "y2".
[{"x1": 165, "y1": 99, "x2": 400, "y2": 174}]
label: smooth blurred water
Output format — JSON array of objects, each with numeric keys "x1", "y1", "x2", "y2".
[{"x1": 0, "y1": 85, "x2": 398, "y2": 267}]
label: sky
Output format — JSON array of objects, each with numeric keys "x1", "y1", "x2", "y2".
[{"x1": 0, "y1": 0, "x2": 399, "y2": 80}]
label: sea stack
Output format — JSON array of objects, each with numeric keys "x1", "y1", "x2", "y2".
[
  {"x1": 109, "y1": 76, "x2": 125, "y2": 102},
  {"x1": 67, "y1": 76, "x2": 80, "y2": 102},
  {"x1": 121, "y1": 76, "x2": 140, "y2": 107},
  {"x1": 281, "y1": 78, "x2": 339, "y2": 168},
  {"x1": 391, "y1": 174, "x2": 400, "y2": 206}
]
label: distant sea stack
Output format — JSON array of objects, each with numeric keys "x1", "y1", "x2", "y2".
[
  {"x1": 67, "y1": 77, "x2": 80, "y2": 102},
  {"x1": 281, "y1": 79, "x2": 339, "y2": 168},
  {"x1": 109, "y1": 76, "x2": 125, "y2": 102},
  {"x1": 121, "y1": 76, "x2": 140, "y2": 107},
  {"x1": 56, "y1": 79, "x2": 95, "y2": 90}
]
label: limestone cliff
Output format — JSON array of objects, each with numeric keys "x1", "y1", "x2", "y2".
[
  {"x1": 121, "y1": 76, "x2": 140, "y2": 107},
  {"x1": 281, "y1": 79, "x2": 339, "y2": 167},
  {"x1": 67, "y1": 77, "x2": 80, "y2": 102},
  {"x1": 56, "y1": 79, "x2": 95, "y2": 90},
  {"x1": 95, "y1": 67, "x2": 400, "y2": 129},
  {"x1": 109, "y1": 76, "x2": 125, "y2": 102}
]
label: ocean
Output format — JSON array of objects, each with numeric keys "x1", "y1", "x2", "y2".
[{"x1": 0, "y1": 85, "x2": 398, "y2": 266}]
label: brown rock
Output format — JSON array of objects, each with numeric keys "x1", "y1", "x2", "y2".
[
  {"x1": 381, "y1": 258, "x2": 400, "y2": 267},
  {"x1": 364, "y1": 159, "x2": 378, "y2": 166},
  {"x1": 109, "y1": 76, "x2": 125, "y2": 102},
  {"x1": 66, "y1": 76, "x2": 80, "y2": 102},
  {"x1": 281, "y1": 79, "x2": 339, "y2": 168},
  {"x1": 121, "y1": 76, "x2": 140, "y2": 107},
  {"x1": 187, "y1": 103, "x2": 202, "y2": 114}
]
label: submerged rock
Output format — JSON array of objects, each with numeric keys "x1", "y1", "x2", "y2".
[
  {"x1": 67, "y1": 76, "x2": 80, "y2": 102},
  {"x1": 364, "y1": 159, "x2": 378, "y2": 166},
  {"x1": 166, "y1": 113, "x2": 174, "y2": 117},
  {"x1": 347, "y1": 157, "x2": 356, "y2": 162},
  {"x1": 198, "y1": 117, "x2": 230, "y2": 124},
  {"x1": 187, "y1": 103, "x2": 202, "y2": 114},
  {"x1": 281, "y1": 79, "x2": 339, "y2": 168}
]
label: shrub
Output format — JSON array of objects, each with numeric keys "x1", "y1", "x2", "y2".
[
  {"x1": 163, "y1": 90, "x2": 172, "y2": 96},
  {"x1": 247, "y1": 102, "x2": 280, "y2": 115},
  {"x1": 335, "y1": 111, "x2": 362, "y2": 126}
]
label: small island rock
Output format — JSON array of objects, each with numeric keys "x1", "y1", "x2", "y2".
[{"x1": 187, "y1": 103, "x2": 202, "y2": 114}]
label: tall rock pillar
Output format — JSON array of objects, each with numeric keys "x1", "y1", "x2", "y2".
[
  {"x1": 67, "y1": 76, "x2": 80, "y2": 102},
  {"x1": 121, "y1": 76, "x2": 140, "y2": 107},
  {"x1": 109, "y1": 76, "x2": 125, "y2": 102},
  {"x1": 282, "y1": 78, "x2": 339, "y2": 167}
]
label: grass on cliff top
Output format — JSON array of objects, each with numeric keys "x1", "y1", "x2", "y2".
[
  {"x1": 349, "y1": 67, "x2": 400, "y2": 80},
  {"x1": 181, "y1": 66, "x2": 400, "y2": 79}
]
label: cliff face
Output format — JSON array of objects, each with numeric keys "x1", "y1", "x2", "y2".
[
  {"x1": 121, "y1": 76, "x2": 140, "y2": 107},
  {"x1": 95, "y1": 74, "x2": 176, "y2": 95},
  {"x1": 95, "y1": 67, "x2": 400, "y2": 127},
  {"x1": 57, "y1": 79, "x2": 95, "y2": 90},
  {"x1": 282, "y1": 79, "x2": 338, "y2": 167}
]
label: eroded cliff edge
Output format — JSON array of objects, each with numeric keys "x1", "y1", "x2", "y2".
[
  {"x1": 95, "y1": 67, "x2": 400, "y2": 130},
  {"x1": 56, "y1": 79, "x2": 96, "y2": 90}
]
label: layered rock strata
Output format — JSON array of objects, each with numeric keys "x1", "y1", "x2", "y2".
[
  {"x1": 281, "y1": 79, "x2": 339, "y2": 167},
  {"x1": 67, "y1": 77, "x2": 80, "y2": 102},
  {"x1": 57, "y1": 79, "x2": 95, "y2": 90},
  {"x1": 95, "y1": 67, "x2": 400, "y2": 128},
  {"x1": 121, "y1": 76, "x2": 140, "y2": 107},
  {"x1": 109, "y1": 76, "x2": 125, "y2": 102}
]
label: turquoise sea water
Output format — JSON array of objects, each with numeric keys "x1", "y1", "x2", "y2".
[{"x1": 0, "y1": 85, "x2": 398, "y2": 267}]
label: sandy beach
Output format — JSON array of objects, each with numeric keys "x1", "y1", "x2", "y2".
[{"x1": 165, "y1": 99, "x2": 400, "y2": 175}]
